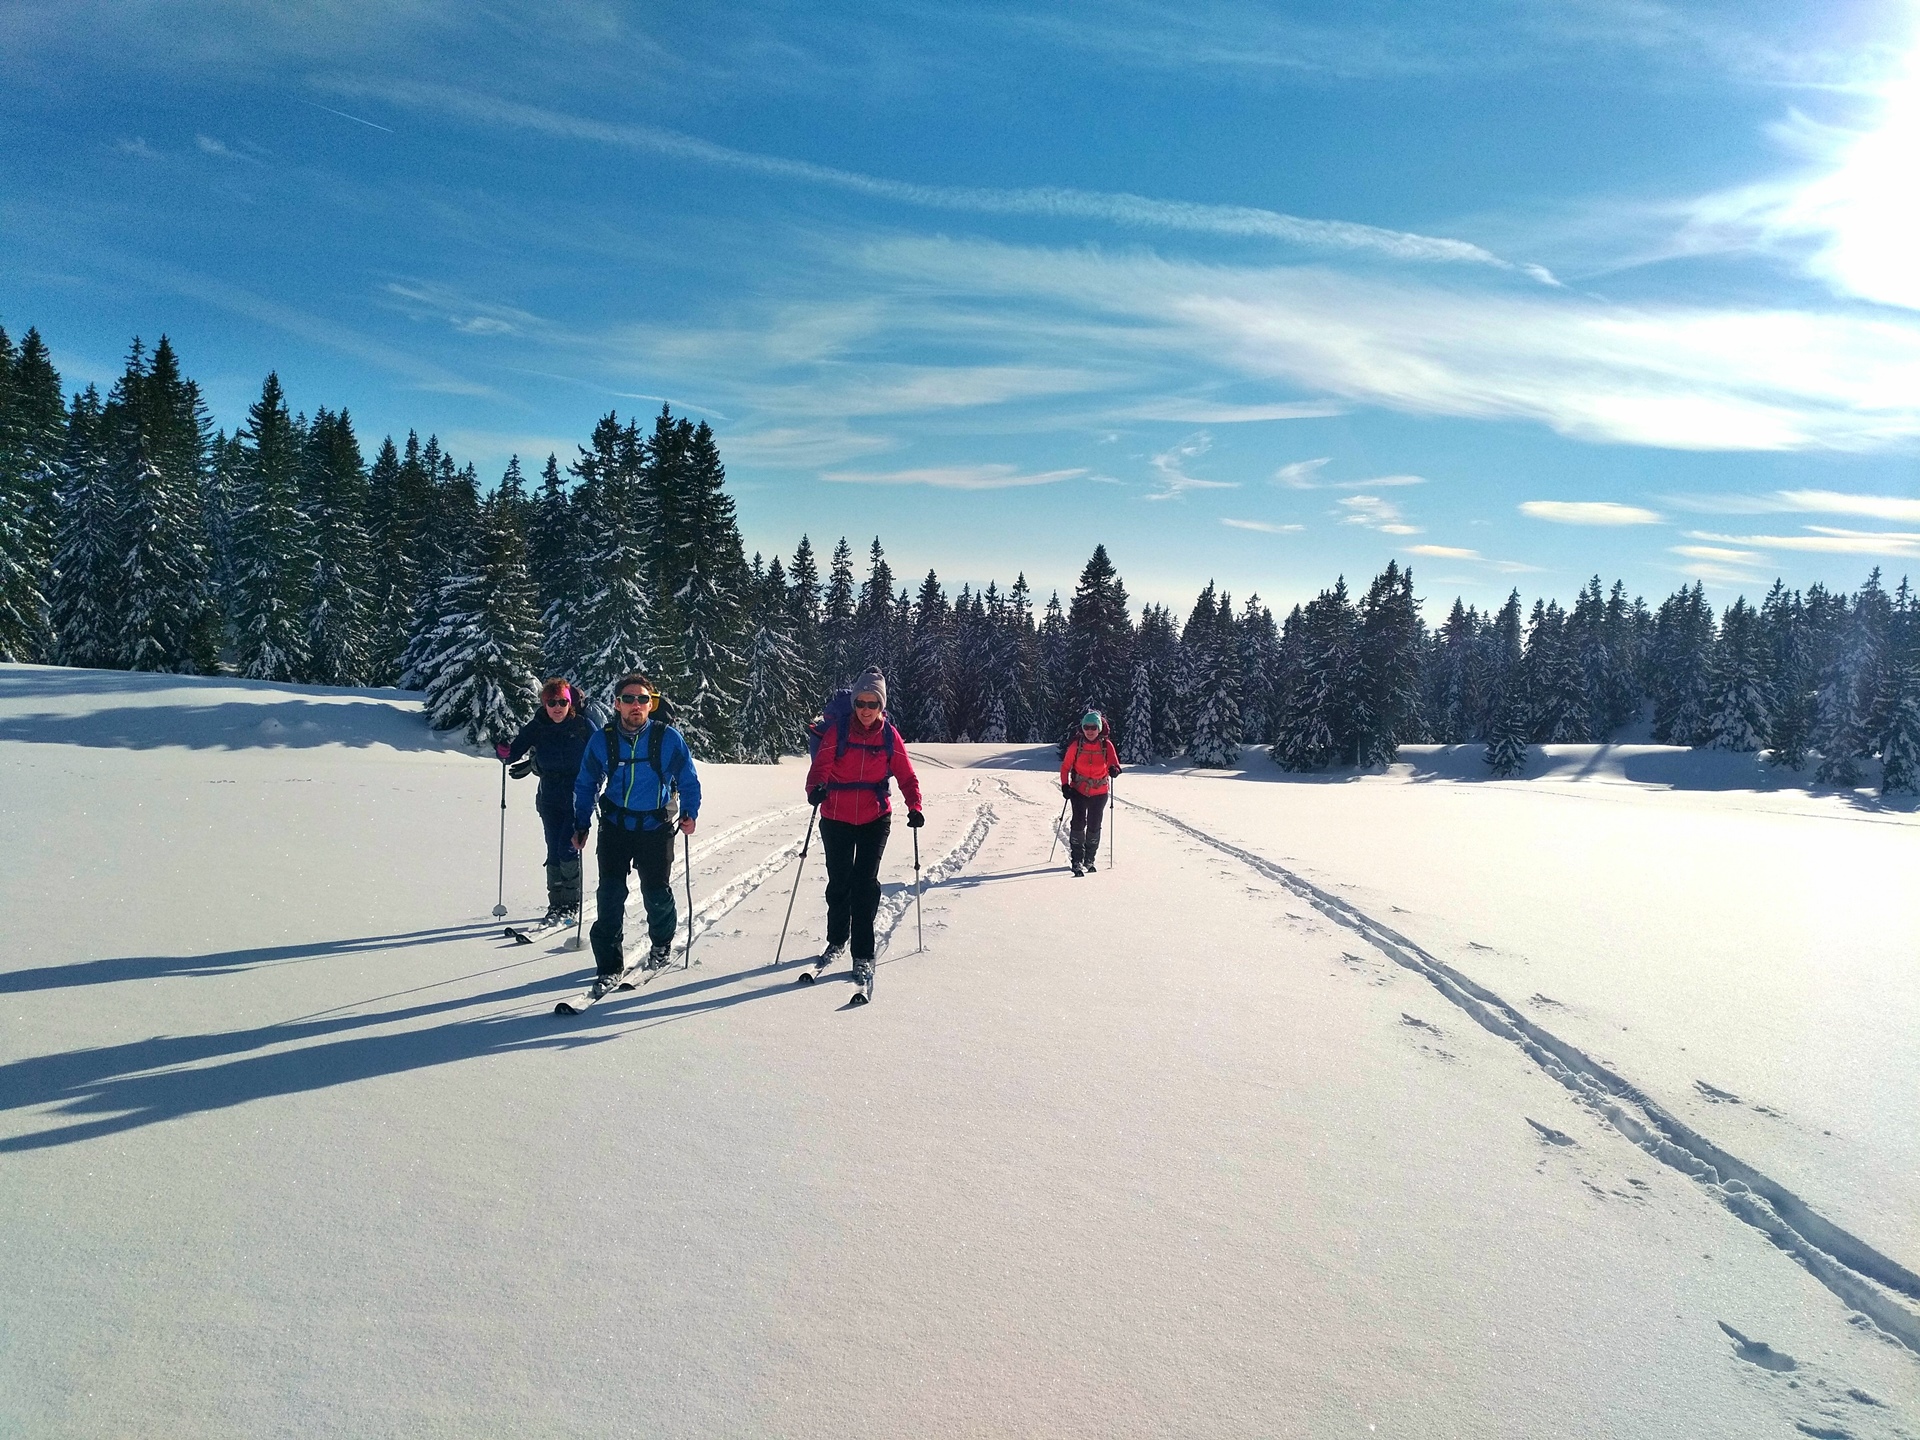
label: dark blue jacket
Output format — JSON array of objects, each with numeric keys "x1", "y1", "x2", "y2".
[
  {"x1": 505, "y1": 710, "x2": 593, "y2": 811},
  {"x1": 574, "y1": 719, "x2": 702, "y2": 833}
]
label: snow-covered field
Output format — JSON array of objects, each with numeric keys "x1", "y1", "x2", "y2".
[{"x1": 2, "y1": 663, "x2": 1916, "y2": 1439}]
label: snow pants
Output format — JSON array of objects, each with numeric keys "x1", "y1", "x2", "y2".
[
  {"x1": 1068, "y1": 791, "x2": 1107, "y2": 863},
  {"x1": 820, "y1": 815, "x2": 891, "y2": 961},
  {"x1": 589, "y1": 821, "x2": 676, "y2": 975},
  {"x1": 537, "y1": 788, "x2": 582, "y2": 909}
]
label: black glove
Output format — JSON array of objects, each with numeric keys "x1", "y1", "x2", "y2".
[
  {"x1": 1061, "y1": 782, "x2": 1074, "y2": 800},
  {"x1": 508, "y1": 756, "x2": 535, "y2": 779},
  {"x1": 807, "y1": 785, "x2": 828, "y2": 807},
  {"x1": 1107, "y1": 765, "x2": 1121, "y2": 779},
  {"x1": 906, "y1": 810, "x2": 924, "y2": 828}
]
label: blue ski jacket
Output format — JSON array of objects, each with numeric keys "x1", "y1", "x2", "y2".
[{"x1": 573, "y1": 719, "x2": 702, "y2": 833}]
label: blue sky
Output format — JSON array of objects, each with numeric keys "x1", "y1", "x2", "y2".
[{"x1": 3, "y1": 0, "x2": 1918, "y2": 615}]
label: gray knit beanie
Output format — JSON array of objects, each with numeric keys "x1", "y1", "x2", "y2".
[{"x1": 852, "y1": 666, "x2": 888, "y2": 710}]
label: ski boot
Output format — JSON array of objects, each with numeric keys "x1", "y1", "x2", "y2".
[
  {"x1": 1084, "y1": 852, "x2": 1097, "y2": 874},
  {"x1": 645, "y1": 941, "x2": 674, "y2": 971},
  {"x1": 587, "y1": 971, "x2": 622, "y2": 1000},
  {"x1": 1069, "y1": 841, "x2": 1084, "y2": 877},
  {"x1": 852, "y1": 957, "x2": 874, "y2": 989}
]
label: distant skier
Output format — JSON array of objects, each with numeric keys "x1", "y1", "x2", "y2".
[
  {"x1": 497, "y1": 678, "x2": 593, "y2": 925},
  {"x1": 1060, "y1": 709, "x2": 1120, "y2": 877},
  {"x1": 572, "y1": 673, "x2": 701, "y2": 995},
  {"x1": 803, "y1": 667, "x2": 923, "y2": 989}
]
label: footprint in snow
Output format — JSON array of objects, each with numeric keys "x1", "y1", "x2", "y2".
[
  {"x1": 1696, "y1": 1080, "x2": 1742, "y2": 1104},
  {"x1": 1719, "y1": 1322, "x2": 1797, "y2": 1372},
  {"x1": 1526, "y1": 1118, "x2": 1576, "y2": 1147}
]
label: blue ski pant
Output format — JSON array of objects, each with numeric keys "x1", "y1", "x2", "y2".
[{"x1": 588, "y1": 822, "x2": 676, "y2": 975}]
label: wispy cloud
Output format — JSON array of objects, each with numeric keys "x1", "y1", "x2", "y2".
[
  {"x1": 820, "y1": 464, "x2": 1086, "y2": 490},
  {"x1": 852, "y1": 236, "x2": 1920, "y2": 452},
  {"x1": 1131, "y1": 399, "x2": 1344, "y2": 423},
  {"x1": 113, "y1": 136, "x2": 159, "y2": 160},
  {"x1": 1146, "y1": 434, "x2": 1238, "y2": 500},
  {"x1": 1520, "y1": 500, "x2": 1662, "y2": 525},
  {"x1": 1275, "y1": 457, "x2": 1426, "y2": 489},
  {"x1": 1686, "y1": 527, "x2": 1920, "y2": 558},
  {"x1": 195, "y1": 133, "x2": 253, "y2": 161},
  {"x1": 346, "y1": 80, "x2": 1544, "y2": 273},
  {"x1": 301, "y1": 99, "x2": 395, "y2": 133},
  {"x1": 1775, "y1": 489, "x2": 1920, "y2": 522},
  {"x1": 1672, "y1": 544, "x2": 1767, "y2": 564},
  {"x1": 1337, "y1": 494, "x2": 1420, "y2": 534},
  {"x1": 1221, "y1": 518, "x2": 1303, "y2": 533},
  {"x1": 723, "y1": 424, "x2": 894, "y2": 468},
  {"x1": 1409, "y1": 544, "x2": 1480, "y2": 559},
  {"x1": 384, "y1": 280, "x2": 546, "y2": 337}
]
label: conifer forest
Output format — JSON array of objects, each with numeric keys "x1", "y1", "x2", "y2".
[{"x1": 2, "y1": 324, "x2": 1917, "y2": 792}]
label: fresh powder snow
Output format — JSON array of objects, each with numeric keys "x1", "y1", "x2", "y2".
[{"x1": 2, "y1": 663, "x2": 1915, "y2": 1437}]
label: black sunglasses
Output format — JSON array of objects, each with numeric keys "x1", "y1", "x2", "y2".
[
  {"x1": 852, "y1": 698, "x2": 881, "y2": 710},
  {"x1": 616, "y1": 692, "x2": 653, "y2": 706}
]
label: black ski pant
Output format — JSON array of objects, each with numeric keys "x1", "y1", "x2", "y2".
[
  {"x1": 1068, "y1": 791, "x2": 1108, "y2": 861},
  {"x1": 589, "y1": 821, "x2": 676, "y2": 975},
  {"x1": 820, "y1": 815, "x2": 891, "y2": 961}
]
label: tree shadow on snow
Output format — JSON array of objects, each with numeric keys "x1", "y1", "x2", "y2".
[{"x1": 0, "y1": 699, "x2": 464, "y2": 754}]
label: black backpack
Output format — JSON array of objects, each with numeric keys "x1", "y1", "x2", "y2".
[{"x1": 598, "y1": 698, "x2": 681, "y2": 827}]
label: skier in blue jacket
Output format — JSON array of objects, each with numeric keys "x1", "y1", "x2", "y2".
[{"x1": 572, "y1": 672, "x2": 701, "y2": 988}]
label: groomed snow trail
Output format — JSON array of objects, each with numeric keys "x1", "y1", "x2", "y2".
[{"x1": 1121, "y1": 792, "x2": 1920, "y2": 1357}]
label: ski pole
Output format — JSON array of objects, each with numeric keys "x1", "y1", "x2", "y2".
[
  {"x1": 1109, "y1": 780, "x2": 1116, "y2": 870},
  {"x1": 567, "y1": 826, "x2": 590, "y2": 952},
  {"x1": 912, "y1": 823, "x2": 923, "y2": 955},
  {"x1": 772, "y1": 805, "x2": 819, "y2": 967},
  {"x1": 492, "y1": 759, "x2": 509, "y2": 918},
  {"x1": 682, "y1": 828, "x2": 695, "y2": 969},
  {"x1": 1047, "y1": 795, "x2": 1068, "y2": 863}
]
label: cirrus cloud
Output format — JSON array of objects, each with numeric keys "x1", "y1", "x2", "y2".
[
  {"x1": 1520, "y1": 500, "x2": 1663, "y2": 525},
  {"x1": 820, "y1": 463, "x2": 1086, "y2": 490}
]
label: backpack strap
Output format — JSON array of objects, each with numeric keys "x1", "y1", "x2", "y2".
[{"x1": 598, "y1": 720, "x2": 676, "y2": 826}]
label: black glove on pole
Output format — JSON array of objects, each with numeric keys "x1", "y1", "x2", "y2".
[
  {"x1": 773, "y1": 805, "x2": 819, "y2": 967},
  {"x1": 492, "y1": 759, "x2": 509, "y2": 918},
  {"x1": 682, "y1": 829, "x2": 696, "y2": 969}
]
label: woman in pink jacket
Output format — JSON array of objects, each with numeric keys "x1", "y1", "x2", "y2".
[{"x1": 803, "y1": 667, "x2": 923, "y2": 988}]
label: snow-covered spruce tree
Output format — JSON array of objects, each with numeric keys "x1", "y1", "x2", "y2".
[
  {"x1": 1064, "y1": 543, "x2": 1133, "y2": 743},
  {"x1": 1120, "y1": 657, "x2": 1155, "y2": 764},
  {"x1": 1237, "y1": 595, "x2": 1282, "y2": 746},
  {"x1": 363, "y1": 434, "x2": 424, "y2": 682},
  {"x1": 1354, "y1": 561, "x2": 1423, "y2": 765},
  {"x1": 116, "y1": 337, "x2": 217, "y2": 674},
  {"x1": 50, "y1": 386, "x2": 125, "y2": 669},
  {"x1": 526, "y1": 453, "x2": 579, "y2": 679},
  {"x1": 1035, "y1": 591, "x2": 1069, "y2": 746},
  {"x1": 1485, "y1": 685, "x2": 1530, "y2": 776},
  {"x1": 398, "y1": 443, "x2": 487, "y2": 691},
  {"x1": 1814, "y1": 574, "x2": 1887, "y2": 787},
  {"x1": 1478, "y1": 589, "x2": 1524, "y2": 742},
  {"x1": 852, "y1": 536, "x2": 899, "y2": 691},
  {"x1": 571, "y1": 417, "x2": 658, "y2": 719},
  {"x1": 786, "y1": 534, "x2": 824, "y2": 702},
  {"x1": 944, "y1": 586, "x2": 993, "y2": 741},
  {"x1": 821, "y1": 537, "x2": 857, "y2": 689},
  {"x1": 1001, "y1": 575, "x2": 1042, "y2": 742},
  {"x1": 298, "y1": 410, "x2": 375, "y2": 687},
  {"x1": 897, "y1": 569, "x2": 951, "y2": 741},
  {"x1": 0, "y1": 326, "x2": 65, "y2": 662},
  {"x1": 738, "y1": 556, "x2": 809, "y2": 763},
  {"x1": 1647, "y1": 582, "x2": 1715, "y2": 745},
  {"x1": 661, "y1": 418, "x2": 747, "y2": 760},
  {"x1": 1520, "y1": 600, "x2": 1586, "y2": 743},
  {"x1": 1704, "y1": 596, "x2": 1770, "y2": 751},
  {"x1": 1878, "y1": 657, "x2": 1920, "y2": 796},
  {"x1": 418, "y1": 493, "x2": 543, "y2": 746},
  {"x1": 1760, "y1": 581, "x2": 1814, "y2": 768},
  {"x1": 1426, "y1": 598, "x2": 1480, "y2": 742},
  {"x1": 1135, "y1": 601, "x2": 1183, "y2": 758},
  {"x1": 1185, "y1": 586, "x2": 1242, "y2": 768},
  {"x1": 1272, "y1": 578, "x2": 1357, "y2": 771},
  {"x1": 227, "y1": 373, "x2": 312, "y2": 681}
]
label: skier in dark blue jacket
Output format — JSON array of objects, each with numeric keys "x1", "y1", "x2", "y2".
[
  {"x1": 572, "y1": 672, "x2": 702, "y2": 985},
  {"x1": 497, "y1": 677, "x2": 594, "y2": 924}
]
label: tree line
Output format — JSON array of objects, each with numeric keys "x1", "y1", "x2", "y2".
[{"x1": 2, "y1": 322, "x2": 1916, "y2": 792}]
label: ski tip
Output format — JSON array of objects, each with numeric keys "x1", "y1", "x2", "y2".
[
  {"x1": 797, "y1": 972, "x2": 815, "y2": 985},
  {"x1": 849, "y1": 992, "x2": 870, "y2": 1007},
  {"x1": 512, "y1": 933, "x2": 533, "y2": 946},
  {"x1": 553, "y1": 1002, "x2": 576, "y2": 1015}
]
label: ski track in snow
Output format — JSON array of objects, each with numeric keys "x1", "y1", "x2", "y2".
[
  {"x1": 875, "y1": 800, "x2": 1000, "y2": 959},
  {"x1": 1120, "y1": 794, "x2": 1920, "y2": 1358}
]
